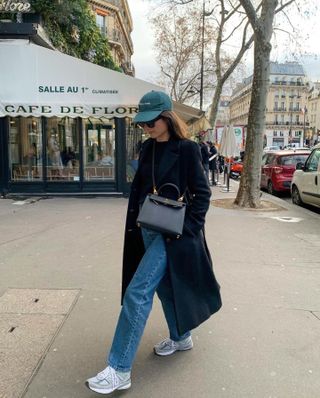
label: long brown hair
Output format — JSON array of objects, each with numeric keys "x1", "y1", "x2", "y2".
[{"x1": 161, "y1": 111, "x2": 189, "y2": 140}]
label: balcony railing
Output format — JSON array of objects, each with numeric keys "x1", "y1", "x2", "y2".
[
  {"x1": 266, "y1": 121, "x2": 308, "y2": 127},
  {"x1": 271, "y1": 81, "x2": 305, "y2": 86},
  {"x1": 106, "y1": 29, "x2": 130, "y2": 57},
  {"x1": 121, "y1": 61, "x2": 135, "y2": 76},
  {"x1": 288, "y1": 107, "x2": 301, "y2": 112},
  {"x1": 273, "y1": 107, "x2": 287, "y2": 112}
]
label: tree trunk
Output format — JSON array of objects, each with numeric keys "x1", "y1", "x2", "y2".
[
  {"x1": 234, "y1": 0, "x2": 277, "y2": 208},
  {"x1": 234, "y1": 42, "x2": 270, "y2": 207},
  {"x1": 208, "y1": 80, "x2": 224, "y2": 128}
]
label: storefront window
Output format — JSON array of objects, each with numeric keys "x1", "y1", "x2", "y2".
[
  {"x1": 9, "y1": 117, "x2": 43, "y2": 181},
  {"x1": 83, "y1": 119, "x2": 115, "y2": 181},
  {"x1": 125, "y1": 118, "x2": 143, "y2": 183},
  {"x1": 46, "y1": 118, "x2": 79, "y2": 181}
]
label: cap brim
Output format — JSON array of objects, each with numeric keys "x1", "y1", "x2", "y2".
[{"x1": 133, "y1": 110, "x2": 162, "y2": 123}]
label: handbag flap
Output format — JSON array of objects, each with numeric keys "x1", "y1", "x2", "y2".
[{"x1": 148, "y1": 194, "x2": 186, "y2": 208}]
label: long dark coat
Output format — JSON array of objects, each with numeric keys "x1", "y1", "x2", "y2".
[{"x1": 122, "y1": 138, "x2": 222, "y2": 335}]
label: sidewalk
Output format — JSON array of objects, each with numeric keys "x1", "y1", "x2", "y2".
[{"x1": 0, "y1": 182, "x2": 319, "y2": 398}]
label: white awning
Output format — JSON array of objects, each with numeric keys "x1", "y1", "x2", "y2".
[
  {"x1": 0, "y1": 39, "x2": 163, "y2": 119},
  {"x1": 173, "y1": 101, "x2": 204, "y2": 124}
]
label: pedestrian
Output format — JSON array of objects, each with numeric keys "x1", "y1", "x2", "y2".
[
  {"x1": 199, "y1": 139, "x2": 210, "y2": 182},
  {"x1": 208, "y1": 142, "x2": 218, "y2": 185},
  {"x1": 86, "y1": 90, "x2": 222, "y2": 395},
  {"x1": 218, "y1": 154, "x2": 225, "y2": 174}
]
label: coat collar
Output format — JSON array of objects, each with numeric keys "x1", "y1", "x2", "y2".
[{"x1": 140, "y1": 138, "x2": 180, "y2": 188}]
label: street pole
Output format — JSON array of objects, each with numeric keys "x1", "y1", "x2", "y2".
[
  {"x1": 289, "y1": 112, "x2": 292, "y2": 146},
  {"x1": 199, "y1": 0, "x2": 205, "y2": 111},
  {"x1": 303, "y1": 112, "x2": 305, "y2": 146},
  {"x1": 303, "y1": 105, "x2": 307, "y2": 146}
]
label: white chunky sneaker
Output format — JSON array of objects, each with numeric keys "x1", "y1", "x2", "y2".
[
  {"x1": 86, "y1": 365, "x2": 131, "y2": 395},
  {"x1": 154, "y1": 336, "x2": 193, "y2": 356}
]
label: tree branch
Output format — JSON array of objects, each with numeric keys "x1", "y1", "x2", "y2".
[
  {"x1": 275, "y1": 0, "x2": 296, "y2": 14},
  {"x1": 238, "y1": 0, "x2": 263, "y2": 38},
  {"x1": 224, "y1": 1, "x2": 242, "y2": 21},
  {"x1": 222, "y1": 34, "x2": 254, "y2": 84},
  {"x1": 279, "y1": 8, "x2": 295, "y2": 30},
  {"x1": 222, "y1": 15, "x2": 247, "y2": 43}
]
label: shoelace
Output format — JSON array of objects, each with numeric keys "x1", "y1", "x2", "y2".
[
  {"x1": 158, "y1": 338, "x2": 175, "y2": 349},
  {"x1": 96, "y1": 367, "x2": 118, "y2": 387}
]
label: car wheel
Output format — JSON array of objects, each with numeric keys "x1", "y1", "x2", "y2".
[
  {"x1": 267, "y1": 180, "x2": 275, "y2": 195},
  {"x1": 292, "y1": 185, "x2": 303, "y2": 206}
]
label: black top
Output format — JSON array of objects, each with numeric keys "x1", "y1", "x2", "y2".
[
  {"x1": 138, "y1": 139, "x2": 170, "y2": 203},
  {"x1": 200, "y1": 143, "x2": 210, "y2": 165}
]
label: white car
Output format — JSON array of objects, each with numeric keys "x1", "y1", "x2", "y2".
[
  {"x1": 291, "y1": 143, "x2": 320, "y2": 208},
  {"x1": 263, "y1": 145, "x2": 280, "y2": 152}
]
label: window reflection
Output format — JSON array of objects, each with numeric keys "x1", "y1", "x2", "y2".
[
  {"x1": 9, "y1": 117, "x2": 43, "y2": 181},
  {"x1": 83, "y1": 119, "x2": 115, "y2": 180},
  {"x1": 46, "y1": 118, "x2": 79, "y2": 181}
]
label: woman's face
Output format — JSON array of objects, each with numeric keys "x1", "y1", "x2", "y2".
[{"x1": 142, "y1": 117, "x2": 170, "y2": 142}]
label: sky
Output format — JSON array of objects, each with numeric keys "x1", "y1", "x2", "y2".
[
  {"x1": 127, "y1": 0, "x2": 320, "y2": 85},
  {"x1": 128, "y1": 0, "x2": 160, "y2": 82}
]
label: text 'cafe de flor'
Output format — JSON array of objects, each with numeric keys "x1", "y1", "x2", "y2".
[{"x1": 0, "y1": 38, "x2": 203, "y2": 197}]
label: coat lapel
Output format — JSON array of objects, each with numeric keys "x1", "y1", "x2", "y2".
[
  {"x1": 139, "y1": 138, "x2": 153, "y2": 165},
  {"x1": 156, "y1": 138, "x2": 180, "y2": 187}
]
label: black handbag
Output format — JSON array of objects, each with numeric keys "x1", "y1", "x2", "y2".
[{"x1": 136, "y1": 141, "x2": 186, "y2": 238}]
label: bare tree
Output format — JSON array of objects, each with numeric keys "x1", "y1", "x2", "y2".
[
  {"x1": 150, "y1": 4, "x2": 227, "y2": 104},
  {"x1": 207, "y1": 0, "x2": 254, "y2": 127},
  {"x1": 164, "y1": 0, "x2": 255, "y2": 126},
  {"x1": 234, "y1": 0, "x2": 296, "y2": 208},
  {"x1": 154, "y1": 0, "x2": 316, "y2": 208}
]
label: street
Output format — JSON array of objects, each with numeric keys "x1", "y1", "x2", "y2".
[
  {"x1": 0, "y1": 182, "x2": 319, "y2": 398},
  {"x1": 272, "y1": 192, "x2": 320, "y2": 215}
]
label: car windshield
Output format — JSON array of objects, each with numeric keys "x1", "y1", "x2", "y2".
[{"x1": 278, "y1": 154, "x2": 309, "y2": 166}]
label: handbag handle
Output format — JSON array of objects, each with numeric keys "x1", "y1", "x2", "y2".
[
  {"x1": 152, "y1": 141, "x2": 184, "y2": 201},
  {"x1": 157, "y1": 182, "x2": 181, "y2": 200}
]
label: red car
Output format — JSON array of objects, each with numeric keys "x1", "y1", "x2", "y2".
[
  {"x1": 260, "y1": 149, "x2": 311, "y2": 195},
  {"x1": 230, "y1": 159, "x2": 243, "y2": 179}
]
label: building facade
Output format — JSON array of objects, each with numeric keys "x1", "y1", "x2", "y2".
[
  {"x1": 89, "y1": 0, "x2": 135, "y2": 76},
  {"x1": 215, "y1": 96, "x2": 231, "y2": 127},
  {"x1": 229, "y1": 76, "x2": 252, "y2": 130},
  {"x1": 307, "y1": 82, "x2": 320, "y2": 145},
  {"x1": 230, "y1": 62, "x2": 310, "y2": 148}
]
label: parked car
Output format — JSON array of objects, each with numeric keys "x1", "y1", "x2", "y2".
[
  {"x1": 260, "y1": 149, "x2": 311, "y2": 195},
  {"x1": 229, "y1": 158, "x2": 243, "y2": 179},
  {"x1": 263, "y1": 145, "x2": 280, "y2": 152},
  {"x1": 291, "y1": 143, "x2": 320, "y2": 208}
]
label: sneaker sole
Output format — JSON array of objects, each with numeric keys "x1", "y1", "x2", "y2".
[
  {"x1": 85, "y1": 380, "x2": 131, "y2": 394},
  {"x1": 154, "y1": 345, "x2": 193, "y2": 357}
]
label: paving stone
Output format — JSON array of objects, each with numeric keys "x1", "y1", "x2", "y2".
[
  {"x1": 0, "y1": 289, "x2": 79, "y2": 398},
  {"x1": 0, "y1": 288, "x2": 79, "y2": 315},
  {"x1": 0, "y1": 314, "x2": 64, "y2": 398}
]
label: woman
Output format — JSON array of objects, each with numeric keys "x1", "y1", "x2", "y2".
[{"x1": 86, "y1": 91, "x2": 222, "y2": 395}]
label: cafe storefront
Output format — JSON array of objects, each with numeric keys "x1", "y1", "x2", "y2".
[{"x1": 0, "y1": 39, "x2": 165, "y2": 196}]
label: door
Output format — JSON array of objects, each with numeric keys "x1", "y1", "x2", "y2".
[
  {"x1": 82, "y1": 118, "x2": 116, "y2": 183},
  {"x1": 261, "y1": 153, "x2": 275, "y2": 188},
  {"x1": 46, "y1": 117, "x2": 80, "y2": 184},
  {"x1": 8, "y1": 117, "x2": 44, "y2": 183},
  {"x1": 0, "y1": 117, "x2": 8, "y2": 192},
  {"x1": 300, "y1": 148, "x2": 320, "y2": 206}
]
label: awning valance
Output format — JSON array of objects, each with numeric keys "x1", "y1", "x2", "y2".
[{"x1": 0, "y1": 39, "x2": 163, "y2": 119}]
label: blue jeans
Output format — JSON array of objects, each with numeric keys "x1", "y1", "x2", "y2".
[{"x1": 108, "y1": 228, "x2": 190, "y2": 372}]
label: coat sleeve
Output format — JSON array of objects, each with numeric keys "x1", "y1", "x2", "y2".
[{"x1": 183, "y1": 141, "x2": 211, "y2": 237}]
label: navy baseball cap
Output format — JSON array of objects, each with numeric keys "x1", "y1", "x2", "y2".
[{"x1": 134, "y1": 91, "x2": 173, "y2": 123}]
